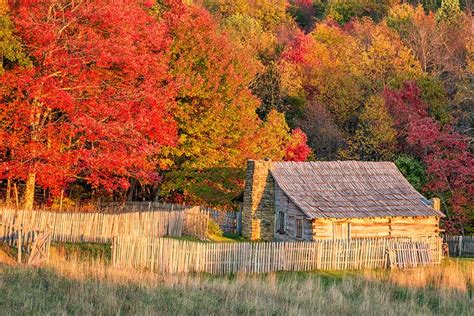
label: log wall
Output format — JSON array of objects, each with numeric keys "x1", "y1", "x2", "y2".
[
  {"x1": 274, "y1": 184, "x2": 312, "y2": 241},
  {"x1": 312, "y1": 216, "x2": 440, "y2": 239}
]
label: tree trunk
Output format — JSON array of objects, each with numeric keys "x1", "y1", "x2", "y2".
[
  {"x1": 6, "y1": 177, "x2": 11, "y2": 206},
  {"x1": 24, "y1": 172, "x2": 36, "y2": 210},
  {"x1": 59, "y1": 189, "x2": 64, "y2": 212},
  {"x1": 127, "y1": 178, "x2": 136, "y2": 201},
  {"x1": 13, "y1": 182, "x2": 19, "y2": 209}
]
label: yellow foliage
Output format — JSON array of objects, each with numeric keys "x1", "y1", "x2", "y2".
[
  {"x1": 339, "y1": 96, "x2": 397, "y2": 160},
  {"x1": 201, "y1": 0, "x2": 291, "y2": 31},
  {"x1": 353, "y1": 19, "x2": 422, "y2": 88},
  {"x1": 280, "y1": 18, "x2": 422, "y2": 144}
]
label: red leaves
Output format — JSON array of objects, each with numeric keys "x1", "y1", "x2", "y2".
[
  {"x1": 281, "y1": 31, "x2": 316, "y2": 65},
  {"x1": 1, "y1": 0, "x2": 177, "y2": 196},
  {"x1": 384, "y1": 82, "x2": 473, "y2": 232},
  {"x1": 284, "y1": 128, "x2": 311, "y2": 162},
  {"x1": 384, "y1": 82, "x2": 428, "y2": 142}
]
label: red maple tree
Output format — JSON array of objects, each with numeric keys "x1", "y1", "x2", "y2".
[
  {"x1": 0, "y1": 0, "x2": 177, "y2": 208},
  {"x1": 384, "y1": 82, "x2": 473, "y2": 233},
  {"x1": 284, "y1": 128, "x2": 312, "y2": 161}
]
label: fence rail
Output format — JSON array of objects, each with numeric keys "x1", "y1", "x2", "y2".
[
  {"x1": 112, "y1": 237, "x2": 442, "y2": 274},
  {"x1": 0, "y1": 206, "x2": 209, "y2": 243},
  {"x1": 446, "y1": 236, "x2": 474, "y2": 257}
]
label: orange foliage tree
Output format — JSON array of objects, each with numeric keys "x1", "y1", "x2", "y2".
[{"x1": 156, "y1": 1, "x2": 309, "y2": 205}]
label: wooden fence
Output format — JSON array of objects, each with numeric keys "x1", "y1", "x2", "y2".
[
  {"x1": 112, "y1": 237, "x2": 442, "y2": 274},
  {"x1": 446, "y1": 236, "x2": 474, "y2": 257},
  {"x1": 98, "y1": 202, "x2": 242, "y2": 234},
  {"x1": 204, "y1": 208, "x2": 242, "y2": 234},
  {"x1": 0, "y1": 221, "x2": 51, "y2": 265},
  {"x1": 0, "y1": 207, "x2": 209, "y2": 243},
  {"x1": 95, "y1": 201, "x2": 191, "y2": 214},
  {"x1": 1, "y1": 200, "x2": 241, "y2": 234}
]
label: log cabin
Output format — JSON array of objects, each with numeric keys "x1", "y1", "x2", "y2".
[{"x1": 242, "y1": 160, "x2": 444, "y2": 241}]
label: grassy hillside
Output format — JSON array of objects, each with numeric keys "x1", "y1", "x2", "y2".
[{"x1": 0, "y1": 250, "x2": 472, "y2": 315}]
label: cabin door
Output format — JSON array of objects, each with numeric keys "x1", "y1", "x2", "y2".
[{"x1": 333, "y1": 222, "x2": 351, "y2": 240}]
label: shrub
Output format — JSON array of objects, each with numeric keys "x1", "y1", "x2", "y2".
[{"x1": 207, "y1": 219, "x2": 223, "y2": 237}]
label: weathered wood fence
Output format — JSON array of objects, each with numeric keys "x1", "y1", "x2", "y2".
[
  {"x1": 95, "y1": 202, "x2": 194, "y2": 214},
  {"x1": 1, "y1": 201, "x2": 241, "y2": 235},
  {"x1": 0, "y1": 221, "x2": 51, "y2": 265},
  {"x1": 112, "y1": 237, "x2": 442, "y2": 274},
  {"x1": 97, "y1": 202, "x2": 242, "y2": 234},
  {"x1": 204, "y1": 207, "x2": 242, "y2": 234},
  {"x1": 0, "y1": 207, "x2": 209, "y2": 243},
  {"x1": 446, "y1": 236, "x2": 474, "y2": 257}
]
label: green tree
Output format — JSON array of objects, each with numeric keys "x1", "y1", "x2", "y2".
[
  {"x1": 416, "y1": 76, "x2": 451, "y2": 125},
  {"x1": 435, "y1": 0, "x2": 463, "y2": 24},
  {"x1": 0, "y1": 7, "x2": 30, "y2": 73},
  {"x1": 160, "y1": 5, "x2": 263, "y2": 170},
  {"x1": 395, "y1": 154, "x2": 427, "y2": 192},
  {"x1": 325, "y1": 0, "x2": 396, "y2": 25},
  {"x1": 159, "y1": 167, "x2": 245, "y2": 208},
  {"x1": 200, "y1": 0, "x2": 292, "y2": 31},
  {"x1": 222, "y1": 13, "x2": 276, "y2": 61}
]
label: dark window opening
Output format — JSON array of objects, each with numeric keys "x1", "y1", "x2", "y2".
[
  {"x1": 296, "y1": 218, "x2": 303, "y2": 238},
  {"x1": 278, "y1": 211, "x2": 285, "y2": 234}
]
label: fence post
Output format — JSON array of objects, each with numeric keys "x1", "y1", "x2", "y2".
[
  {"x1": 17, "y1": 224, "x2": 22, "y2": 264},
  {"x1": 458, "y1": 236, "x2": 463, "y2": 257},
  {"x1": 111, "y1": 236, "x2": 116, "y2": 266},
  {"x1": 46, "y1": 224, "x2": 52, "y2": 260}
]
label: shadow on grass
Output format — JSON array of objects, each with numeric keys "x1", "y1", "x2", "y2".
[{"x1": 51, "y1": 242, "x2": 112, "y2": 262}]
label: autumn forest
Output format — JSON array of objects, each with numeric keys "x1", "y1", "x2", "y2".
[{"x1": 0, "y1": 0, "x2": 472, "y2": 233}]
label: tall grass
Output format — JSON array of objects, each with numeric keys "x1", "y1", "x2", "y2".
[{"x1": 0, "y1": 249, "x2": 472, "y2": 315}]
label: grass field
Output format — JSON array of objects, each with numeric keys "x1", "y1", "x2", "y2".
[{"x1": 0, "y1": 246, "x2": 472, "y2": 315}]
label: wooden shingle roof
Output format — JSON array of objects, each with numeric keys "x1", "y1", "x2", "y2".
[{"x1": 270, "y1": 161, "x2": 444, "y2": 219}]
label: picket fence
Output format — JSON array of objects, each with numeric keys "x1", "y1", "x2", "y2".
[
  {"x1": 446, "y1": 235, "x2": 474, "y2": 257},
  {"x1": 204, "y1": 208, "x2": 242, "y2": 234},
  {"x1": 0, "y1": 207, "x2": 209, "y2": 243},
  {"x1": 112, "y1": 237, "x2": 442, "y2": 274},
  {"x1": 97, "y1": 202, "x2": 242, "y2": 234},
  {"x1": 0, "y1": 221, "x2": 51, "y2": 265},
  {"x1": 2, "y1": 200, "x2": 242, "y2": 235},
  {"x1": 95, "y1": 201, "x2": 192, "y2": 214}
]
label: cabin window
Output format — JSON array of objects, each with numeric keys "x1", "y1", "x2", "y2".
[
  {"x1": 278, "y1": 211, "x2": 285, "y2": 234},
  {"x1": 296, "y1": 218, "x2": 303, "y2": 238},
  {"x1": 333, "y1": 222, "x2": 351, "y2": 240}
]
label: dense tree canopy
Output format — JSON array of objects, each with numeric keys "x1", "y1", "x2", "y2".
[
  {"x1": 1, "y1": 0, "x2": 179, "y2": 208},
  {"x1": 0, "y1": 0, "x2": 472, "y2": 232},
  {"x1": 0, "y1": 0, "x2": 309, "y2": 209}
]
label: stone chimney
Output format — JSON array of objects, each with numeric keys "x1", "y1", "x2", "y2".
[
  {"x1": 242, "y1": 160, "x2": 275, "y2": 241},
  {"x1": 431, "y1": 197, "x2": 441, "y2": 211}
]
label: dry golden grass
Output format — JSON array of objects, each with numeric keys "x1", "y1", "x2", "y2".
[
  {"x1": 363, "y1": 259, "x2": 474, "y2": 292},
  {"x1": 0, "y1": 245, "x2": 17, "y2": 266},
  {"x1": 0, "y1": 248, "x2": 472, "y2": 315},
  {"x1": 46, "y1": 247, "x2": 162, "y2": 286}
]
